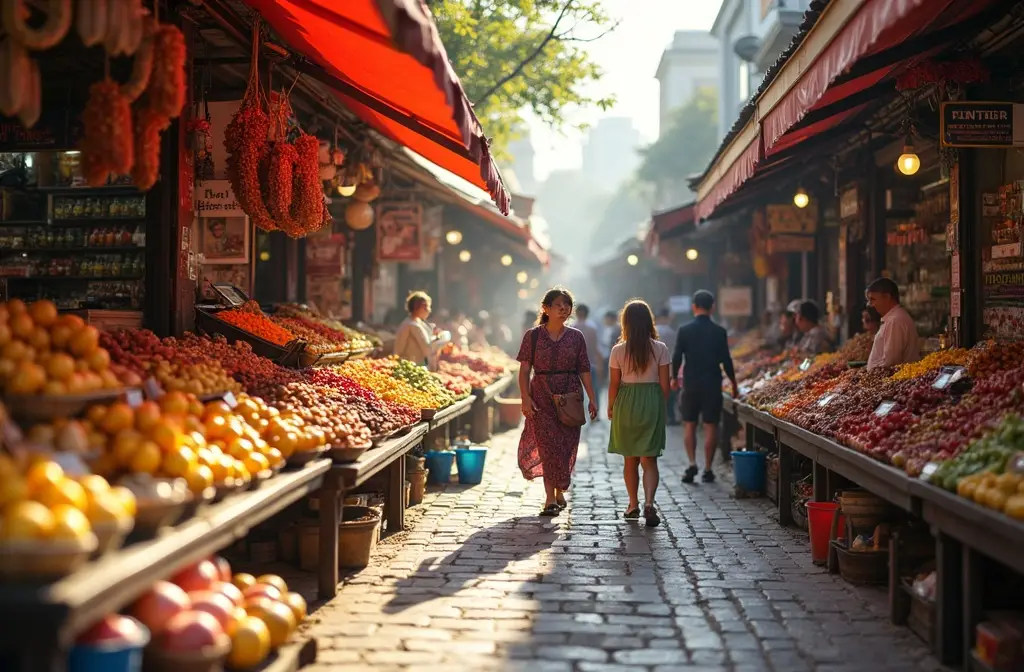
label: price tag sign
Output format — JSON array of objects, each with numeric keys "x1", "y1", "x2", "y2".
[
  {"x1": 222, "y1": 391, "x2": 238, "y2": 409},
  {"x1": 817, "y1": 392, "x2": 837, "y2": 408},
  {"x1": 125, "y1": 388, "x2": 145, "y2": 408},
  {"x1": 143, "y1": 377, "x2": 164, "y2": 400},
  {"x1": 799, "y1": 358, "x2": 813, "y2": 372},
  {"x1": 874, "y1": 400, "x2": 897, "y2": 417},
  {"x1": 920, "y1": 462, "x2": 941, "y2": 481},
  {"x1": 932, "y1": 366, "x2": 966, "y2": 390}
]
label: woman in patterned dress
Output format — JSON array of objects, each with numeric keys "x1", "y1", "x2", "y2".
[{"x1": 516, "y1": 288, "x2": 599, "y2": 516}]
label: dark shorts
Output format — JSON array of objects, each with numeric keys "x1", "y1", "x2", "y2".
[{"x1": 679, "y1": 387, "x2": 723, "y2": 425}]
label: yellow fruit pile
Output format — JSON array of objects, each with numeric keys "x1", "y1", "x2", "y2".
[
  {"x1": 891, "y1": 348, "x2": 970, "y2": 381},
  {"x1": 0, "y1": 455, "x2": 135, "y2": 550},
  {"x1": 149, "y1": 360, "x2": 242, "y2": 397},
  {"x1": 0, "y1": 299, "x2": 120, "y2": 396},
  {"x1": 956, "y1": 471, "x2": 1024, "y2": 520},
  {"x1": 229, "y1": 573, "x2": 306, "y2": 667},
  {"x1": 83, "y1": 392, "x2": 284, "y2": 495},
  {"x1": 336, "y1": 359, "x2": 450, "y2": 410},
  {"x1": 232, "y1": 393, "x2": 328, "y2": 460}
]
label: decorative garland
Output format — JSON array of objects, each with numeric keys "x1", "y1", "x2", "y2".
[
  {"x1": 895, "y1": 57, "x2": 989, "y2": 94},
  {"x1": 131, "y1": 107, "x2": 170, "y2": 191},
  {"x1": 80, "y1": 80, "x2": 134, "y2": 186}
]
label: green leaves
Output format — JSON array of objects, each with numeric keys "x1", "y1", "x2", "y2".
[{"x1": 432, "y1": 0, "x2": 615, "y2": 156}]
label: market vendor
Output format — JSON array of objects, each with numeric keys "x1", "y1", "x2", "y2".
[
  {"x1": 794, "y1": 300, "x2": 833, "y2": 355},
  {"x1": 866, "y1": 277, "x2": 920, "y2": 369},
  {"x1": 394, "y1": 291, "x2": 447, "y2": 369}
]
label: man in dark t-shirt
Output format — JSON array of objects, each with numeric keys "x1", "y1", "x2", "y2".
[{"x1": 671, "y1": 290, "x2": 738, "y2": 484}]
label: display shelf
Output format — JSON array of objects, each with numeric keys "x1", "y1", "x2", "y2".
[
  {"x1": 472, "y1": 375, "x2": 514, "y2": 403},
  {"x1": 257, "y1": 636, "x2": 317, "y2": 672},
  {"x1": 427, "y1": 395, "x2": 475, "y2": 430},
  {"x1": 37, "y1": 186, "x2": 140, "y2": 196},
  {"x1": 0, "y1": 246, "x2": 144, "y2": 254},
  {"x1": 5, "y1": 275, "x2": 144, "y2": 282},
  {"x1": 0, "y1": 459, "x2": 330, "y2": 655},
  {"x1": 334, "y1": 423, "x2": 428, "y2": 490},
  {"x1": 46, "y1": 219, "x2": 147, "y2": 226},
  {"x1": 0, "y1": 221, "x2": 49, "y2": 227}
]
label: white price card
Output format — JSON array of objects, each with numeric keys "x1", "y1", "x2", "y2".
[
  {"x1": 874, "y1": 400, "x2": 896, "y2": 417},
  {"x1": 799, "y1": 358, "x2": 813, "y2": 372},
  {"x1": 817, "y1": 392, "x2": 837, "y2": 408}
]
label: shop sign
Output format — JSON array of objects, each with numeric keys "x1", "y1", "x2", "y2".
[
  {"x1": 306, "y1": 233, "x2": 346, "y2": 278},
  {"x1": 0, "y1": 108, "x2": 77, "y2": 150},
  {"x1": 949, "y1": 162, "x2": 960, "y2": 228},
  {"x1": 718, "y1": 286, "x2": 753, "y2": 317},
  {"x1": 993, "y1": 243, "x2": 1023, "y2": 260},
  {"x1": 767, "y1": 234, "x2": 815, "y2": 254},
  {"x1": 932, "y1": 366, "x2": 966, "y2": 390},
  {"x1": 951, "y1": 290, "x2": 961, "y2": 318},
  {"x1": 194, "y1": 180, "x2": 244, "y2": 217},
  {"x1": 940, "y1": 102, "x2": 1024, "y2": 148},
  {"x1": 377, "y1": 202, "x2": 423, "y2": 262},
  {"x1": 839, "y1": 186, "x2": 859, "y2": 220},
  {"x1": 767, "y1": 204, "x2": 816, "y2": 235},
  {"x1": 951, "y1": 253, "x2": 960, "y2": 289},
  {"x1": 983, "y1": 270, "x2": 1024, "y2": 339},
  {"x1": 668, "y1": 295, "x2": 691, "y2": 314}
]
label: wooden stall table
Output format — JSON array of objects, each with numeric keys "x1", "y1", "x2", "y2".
[
  {"x1": 317, "y1": 424, "x2": 429, "y2": 599},
  {"x1": 424, "y1": 396, "x2": 476, "y2": 450},
  {"x1": 469, "y1": 376, "x2": 514, "y2": 444},
  {"x1": 0, "y1": 460, "x2": 331, "y2": 671},
  {"x1": 720, "y1": 393, "x2": 740, "y2": 463}
]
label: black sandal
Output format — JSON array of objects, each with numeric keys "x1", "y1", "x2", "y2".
[
  {"x1": 644, "y1": 505, "x2": 661, "y2": 527},
  {"x1": 624, "y1": 508, "x2": 640, "y2": 520},
  {"x1": 555, "y1": 497, "x2": 567, "y2": 509},
  {"x1": 540, "y1": 504, "x2": 561, "y2": 517}
]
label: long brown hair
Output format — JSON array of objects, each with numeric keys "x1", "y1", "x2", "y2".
[
  {"x1": 537, "y1": 287, "x2": 574, "y2": 325},
  {"x1": 618, "y1": 299, "x2": 659, "y2": 374}
]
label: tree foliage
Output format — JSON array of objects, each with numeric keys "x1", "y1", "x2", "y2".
[
  {"x1": 636, "y1": 87, "x2": 718, "y2": 196},
  {"x1": 431, "y1": 0, "x2": 616, "y2": 154}
]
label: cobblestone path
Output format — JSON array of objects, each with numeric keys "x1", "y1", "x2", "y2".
[{"x1": 304, "y1": 423, "x2": 943, "y2": 671}]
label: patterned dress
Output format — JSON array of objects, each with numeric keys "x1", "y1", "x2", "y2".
[{"x1": 516, "y1": 326, "x2": 591, "y2": 490}]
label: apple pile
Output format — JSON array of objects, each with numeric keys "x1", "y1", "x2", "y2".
[
  {"x1": 258, "y1": 380, "x2": 372, "y2": 449},
  {"x1": 101, "y1": 329, "x2": 242, "y2": 397},
  {"x1": 438, "y1": 361, "x2": 493, "y2": 390},
  {"x1": 308, "y1": 368, "x2": 419, "y2": 434},
  {"x1": 437, "y1": 343, "x2": 506, "y2": 380}
]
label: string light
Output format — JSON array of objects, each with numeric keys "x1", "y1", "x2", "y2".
[
  {"x1": 445, "y1": 230, "x2": 463, "y2": 245},
  {"x1": 500, "y1": 254, "x2": 513, "y2": 266},
  {"x1": 627, "y1": 254, "x2": 639, "y2": 266},
  {"x1": 458, "y1": 249, "x2": 471, "y2": 262},
  {"x1": 516, "y1": 271, "x2": 528, "y2": 284},
  {"x1": 793, "y1": 187, "x2": 809, "y2": 209},
  {"x1": 685, "y1": 248, "x2": 699, "y2": 261}
]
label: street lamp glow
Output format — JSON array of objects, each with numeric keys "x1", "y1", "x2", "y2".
[
  {"x1": 685, "y1": 248, "x2": 699, "y2": 261},
  {"x1": 793, "y1": 187, "x2": 809, "y2": 209},
  {"x1": 458, "y1": 249, "x2": 471, "y2": 262},
  {"x1": 518, "y1": 289, "x2": 528, "y2": 300},
  {"x1": 516, "y1": 271, "x2": 528, "y2": 284},
  {"x1": 445, "y1": 230, "x2": 463, "y2": 245},
  {"x1": 500, "y1": 254, "x2": 513, "y2": 266},
  {"x1": 626, "y1": 254, "x2": 639, "y2": 266},
  {"x1": 529, "y1": 278, "x2": 539, "y2": 289},
  {"x1": 897, "y1": 145, "x2": 921, "y2": 176}
]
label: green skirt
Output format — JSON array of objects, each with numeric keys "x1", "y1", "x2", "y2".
[{"x1": 607, "y1": 383, "x2": 666, "y2": 457}]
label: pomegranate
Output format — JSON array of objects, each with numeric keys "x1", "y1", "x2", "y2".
[
  {"x1": 159, "y1": 611, "x2": 224, "y2": 652},
  {"x1": 171, "y1": 559, "x2": 219, "y2": 593},
  {"x1": 130, "y1": 581, "x2": 191, "y2": 636},
  {"x1": 77, "y1": 614, "x2": 148, "y2": 646},
  {"x1": 243, "y1": 583, "x2": 281, "y2": 603},
  {"x1": 211, "y1": 581, "x2": 245, "y2": 608},
  {"x1": 188, "y1": 591, "x2": 236, "y2": 633}
]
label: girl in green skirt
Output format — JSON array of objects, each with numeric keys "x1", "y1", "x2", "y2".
[{"x1": 607, "y1": 299, "x2": 672, "y2": 527}]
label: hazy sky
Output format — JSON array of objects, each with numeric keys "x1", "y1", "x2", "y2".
[{"x1": 529, "y1": 0, "x2": 723, "y2": 181}]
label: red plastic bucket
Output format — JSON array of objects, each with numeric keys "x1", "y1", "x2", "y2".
[{"x1": 806, "y1": 501, "x2": 844, "y2": 565}]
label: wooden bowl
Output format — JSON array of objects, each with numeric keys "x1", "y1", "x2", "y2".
[{"x1": 0, "y1": 535, "x2": 97, "y2": 581}]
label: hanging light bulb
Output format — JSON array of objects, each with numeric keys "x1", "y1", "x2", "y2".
[
  {"x1": 685, "y1": 248, "x2": 699, "y2": 261},
  {"x1": 337, "y1": 181, "x2": 357, "y2": 197},
  {"x1": 445, "y1": 230, "x2": 463, "y2": 245},
  {"x1": 500, "y1": 254, "x2": 513, "y2": 266},
  {"x1": 458, "y1": 249, "x2": 471, "y2": 262},
  {"x1": 627, "y1": 254, "x2": 639, "y2": 266},
  {"x1": 897, "y1": 137, "x2": 920, "y2": 176},
  {"x1": 793, "y1": 187, "x2": 810, "y2": 209},
  {"x1": 516, "y1": 271, "x2": 528, "y2": 284}
]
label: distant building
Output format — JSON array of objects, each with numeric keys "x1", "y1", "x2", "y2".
[
  {"x1": 655, "y1": 30, "x2": 719, "y2": 137},
  {"x1": 507, "y1": 133, "x2": 537, "y2": 195},
  {"x1": 712, "y1": 0, "x2": 809, "y2": 140},
  {"x1": 581, "y1": 117, "x2": 641, "y2": 190}
]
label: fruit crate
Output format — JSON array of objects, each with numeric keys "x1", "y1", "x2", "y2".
[
  {"x1": 832, "y1": 540, "x2": 889, "y2": 586},
  {"x1": 901, "y1": 578, "x2": 936, "y2": 648},
  {"x1": 195, "y1": 305, "x2": 303, "y2": 367}
]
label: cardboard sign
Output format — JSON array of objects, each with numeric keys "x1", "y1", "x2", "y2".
[
  {"x1": 817, "y1": 392, "x2": 837, "y2": 408},
  {"x1": 222, "y1": 392, "x2": 238, "y2": 409},
  {"x1": 874, "y1": 400, "x2": 897, "y2": 417}
]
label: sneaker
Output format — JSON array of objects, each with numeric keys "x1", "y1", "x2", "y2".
[
  {"x1": 702, "y1": 469, "x2": 716, "y2": 483},
  {"x1": 682, "y1": 465, "x2": 699, "y2": 484}
]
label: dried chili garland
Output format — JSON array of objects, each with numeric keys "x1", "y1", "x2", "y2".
[
  {"x1": 81, "y1": 79, "x2": 134, "y2": 187},
  {"x1": 131, "y1": 106, "x2": 170, "y2": 191},
  {"x1": 266, "y1": 141, "x2": 300, "y2": 234},
  {"x1": 147, "y1": 24, "x2": 186, "y2": 118},
  {"x1": 289, "y1": 133, "x2": 322, "y2": 236}
]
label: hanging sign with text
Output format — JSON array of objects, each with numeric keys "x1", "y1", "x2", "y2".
[{"x1": 940, "y1": 102, "x2": 1024, "y2": 148}]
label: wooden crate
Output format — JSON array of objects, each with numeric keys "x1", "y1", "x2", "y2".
[{"x1": 70, "y1": 309, "x2": 143, "y2": 331}]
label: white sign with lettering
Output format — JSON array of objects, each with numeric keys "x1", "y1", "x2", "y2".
[
  {"x1": 194, "y1": 180, "x2": 244, "y2": 217},
  {"x1": 718, "y1": 286, "x2": 753, "y2": 317}
]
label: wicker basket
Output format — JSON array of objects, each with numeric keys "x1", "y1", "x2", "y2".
[
  {"x1": 832, "y1": 540, "x2": 889, "y2": 586},
  {"x1": 792, "y1": 499, "x2": 809, "y2": 531},
  {"x1": 839, "y1": 490, "x2": 888, "y2": 531}
]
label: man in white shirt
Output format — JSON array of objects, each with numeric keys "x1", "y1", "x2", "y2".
[
  {"x1": 866, "y1": 277, "x2": 920, "y2": 369},
  {"x1": 394, "y1": 291, "x2": 437, "y2": 368}
]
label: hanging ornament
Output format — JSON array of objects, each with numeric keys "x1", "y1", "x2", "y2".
[
  {"x1": 353, "y1": 181, "x2": 380, "y2": 202},
  {"x1": 345, "y1": 201, "x2": 374, "y2": 231}
]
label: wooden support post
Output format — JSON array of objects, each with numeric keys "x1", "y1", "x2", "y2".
[
  {"x1": 720, "y1": 412, "x2": 736, "y2": 464},
  {"x1": 813, "y1": 460, "x2": 829, "y2": 501},
  {"x1": 469, "y1": 398, "x2": 490, "y2": 444},
  {"x1": 745, "y1": 423, "x2": 755, "y2": 451},
  {"x1": 936, "y1": 532, "x2": 964, "y2": 667},
  {"x1": 317, "y1": 472, "x2": 341, "y2": 600},
  {"x1": 962, "y1": 546, "x2": 984, "y2": 672},
  {"x1": 889, "y1": 530, "x2": 908, "y2": 625},
  {"x1": 383, "y1": 454, "x2": 406, "y2": 534},
  {"x1": 778, "y1": 444, "x2": 794, "y2": 527}
]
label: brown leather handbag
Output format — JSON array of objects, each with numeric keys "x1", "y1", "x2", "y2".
[{"x1": 531, "y1": 328, "x2": 586, "y2": 427}]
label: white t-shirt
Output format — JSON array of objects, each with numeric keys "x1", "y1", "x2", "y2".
[
  {"x1": 394, "y1": 317, "x2": 432, "y2": 366},
  {"x1": 609, "y1": 339, "x2": 671, "y2": 383},
  {"x1": 867, "y1": 305, "x2": 920, "y2": 369}
]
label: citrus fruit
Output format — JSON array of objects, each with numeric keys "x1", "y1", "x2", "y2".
[
  {"x1": 2, "y1": 500, "x2": 56, "y2": 540},
  {"x1": 129, "y1": 441, "x2": 162, "y2": 475},
  {"x1": 227, "y1": 616, "x2": 271, "y2": 668},
  {"x1": 27, "y1": 300, "x2": 58, "y2": 328},
  {"x1": 26, "y1": 461, "x2": 64, "y2": 497},
  {"x1": 8, "y1": 361, "x2": 46, "y2": 395},
  {"x1": 101, "y1": 403, "x2": 135, "y2": 434},
  {"x1": 79, "y1": 474, "x2": 111, "y2": 498},
  {"x1": 245, "y1": 598, "x2": 295, "y2": 648},
  {"x1": 232, "y1": 573, "x2": 257, "y2": 591},
  {"x1": 133, "y1": 401, "x2": 162, "y2": 432},
  {"x1": 51, "y1": 504, "x2": 91, "y2": 541},
  {"x1": 69, "y1": 326, "x2": 100, "y2": 357},
  {"x1": 110, "y1": 486, "x2": 137, "y2": 517},
  {"x1": 185, "y1": 464, "x2": 214, "y2": 495},
  {"x1": 36, "y1": 477, "x2": 88, "y2": 512},
  {"x1": 256, "y1": 575, "x2": 288, "y2": 595},
  {"x1": 46, "y1": 353, "x2": 76, "y2": 382},
  {"x1": 87, "y1": 491, "x2": 129, "y2": 525},
  {"x1": 283, "y1": 592, "x2": 307, "y2": 623},
  {"x1": 162, "y1": 446, "x2": 197, "y2": 479},
  {"x1": 112, "y1": 429, "x2": 144, "y2": 467}
]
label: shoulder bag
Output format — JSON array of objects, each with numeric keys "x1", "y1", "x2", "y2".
[{"x1": 531, "y1": 327, "x2": 586, "y2": 427}]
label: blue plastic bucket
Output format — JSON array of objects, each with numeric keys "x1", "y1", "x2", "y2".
[
  {"x1": 731, "y1": 451, "x2": 766, "y2": 493},
  {"x1": 69, "y1": 620, "x2": 149, "y2": 672},
  {"x1": 424, "y1": 451, "x2": 456, "y2": 484},
  {"x1": 454, "y1": 447, "x2": 488, "y2": 485}
]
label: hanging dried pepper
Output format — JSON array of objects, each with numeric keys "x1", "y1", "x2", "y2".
[
  {"x1": 289, "y1": 133, "x2": 322, "y2": 236},
  {"x1": 266, "y1": 141, "x2": 301, "y2": 235},
  {"x1": 80, "y1": 79, "x2": 134, "y2": 187},
  {"x1": 225, "y1": 105, "x2": 274, "y2": 230},
  {"x1": 146, "y1": 23, "x2": 186, "y2": 118},
  {"x1": 131, "y1": 107, "x2": 170, "y2": 191}
]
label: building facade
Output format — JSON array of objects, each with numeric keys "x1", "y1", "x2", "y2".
[
  {"x1": 654, "y1": 30, "x2": 719, "y2": 137},
  {"x1": 581, "y1": 117, "x2": 641, "y2": 190},
  {"x1": 712, "y1": 0, "x2": 809, "y2": 140}
]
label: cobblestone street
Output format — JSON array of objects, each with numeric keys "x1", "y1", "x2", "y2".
[{"x1": 304, "y1": 423, "x2": 943, "y2": 671}]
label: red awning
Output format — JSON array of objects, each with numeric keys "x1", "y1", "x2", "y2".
[
  {"x1": 695, "y1": 135, "x2": 761, "y2": 222},
  {"x1": 244, "y1": 0, "x2": 511, "y2": 215},
  {"x1": 645, "y1": 202, "x2": 695, "y2": 254}
]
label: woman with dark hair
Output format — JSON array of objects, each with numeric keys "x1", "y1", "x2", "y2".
[
  {"x1": 517, "y1": 287, "x2": 598, "y2": 516},
  {"x1": 607, "y1": 300, "x2": 671, "y2": 527},
  {"x1": 862, "y1": 306, "x2": 882, "y2": 337}
]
